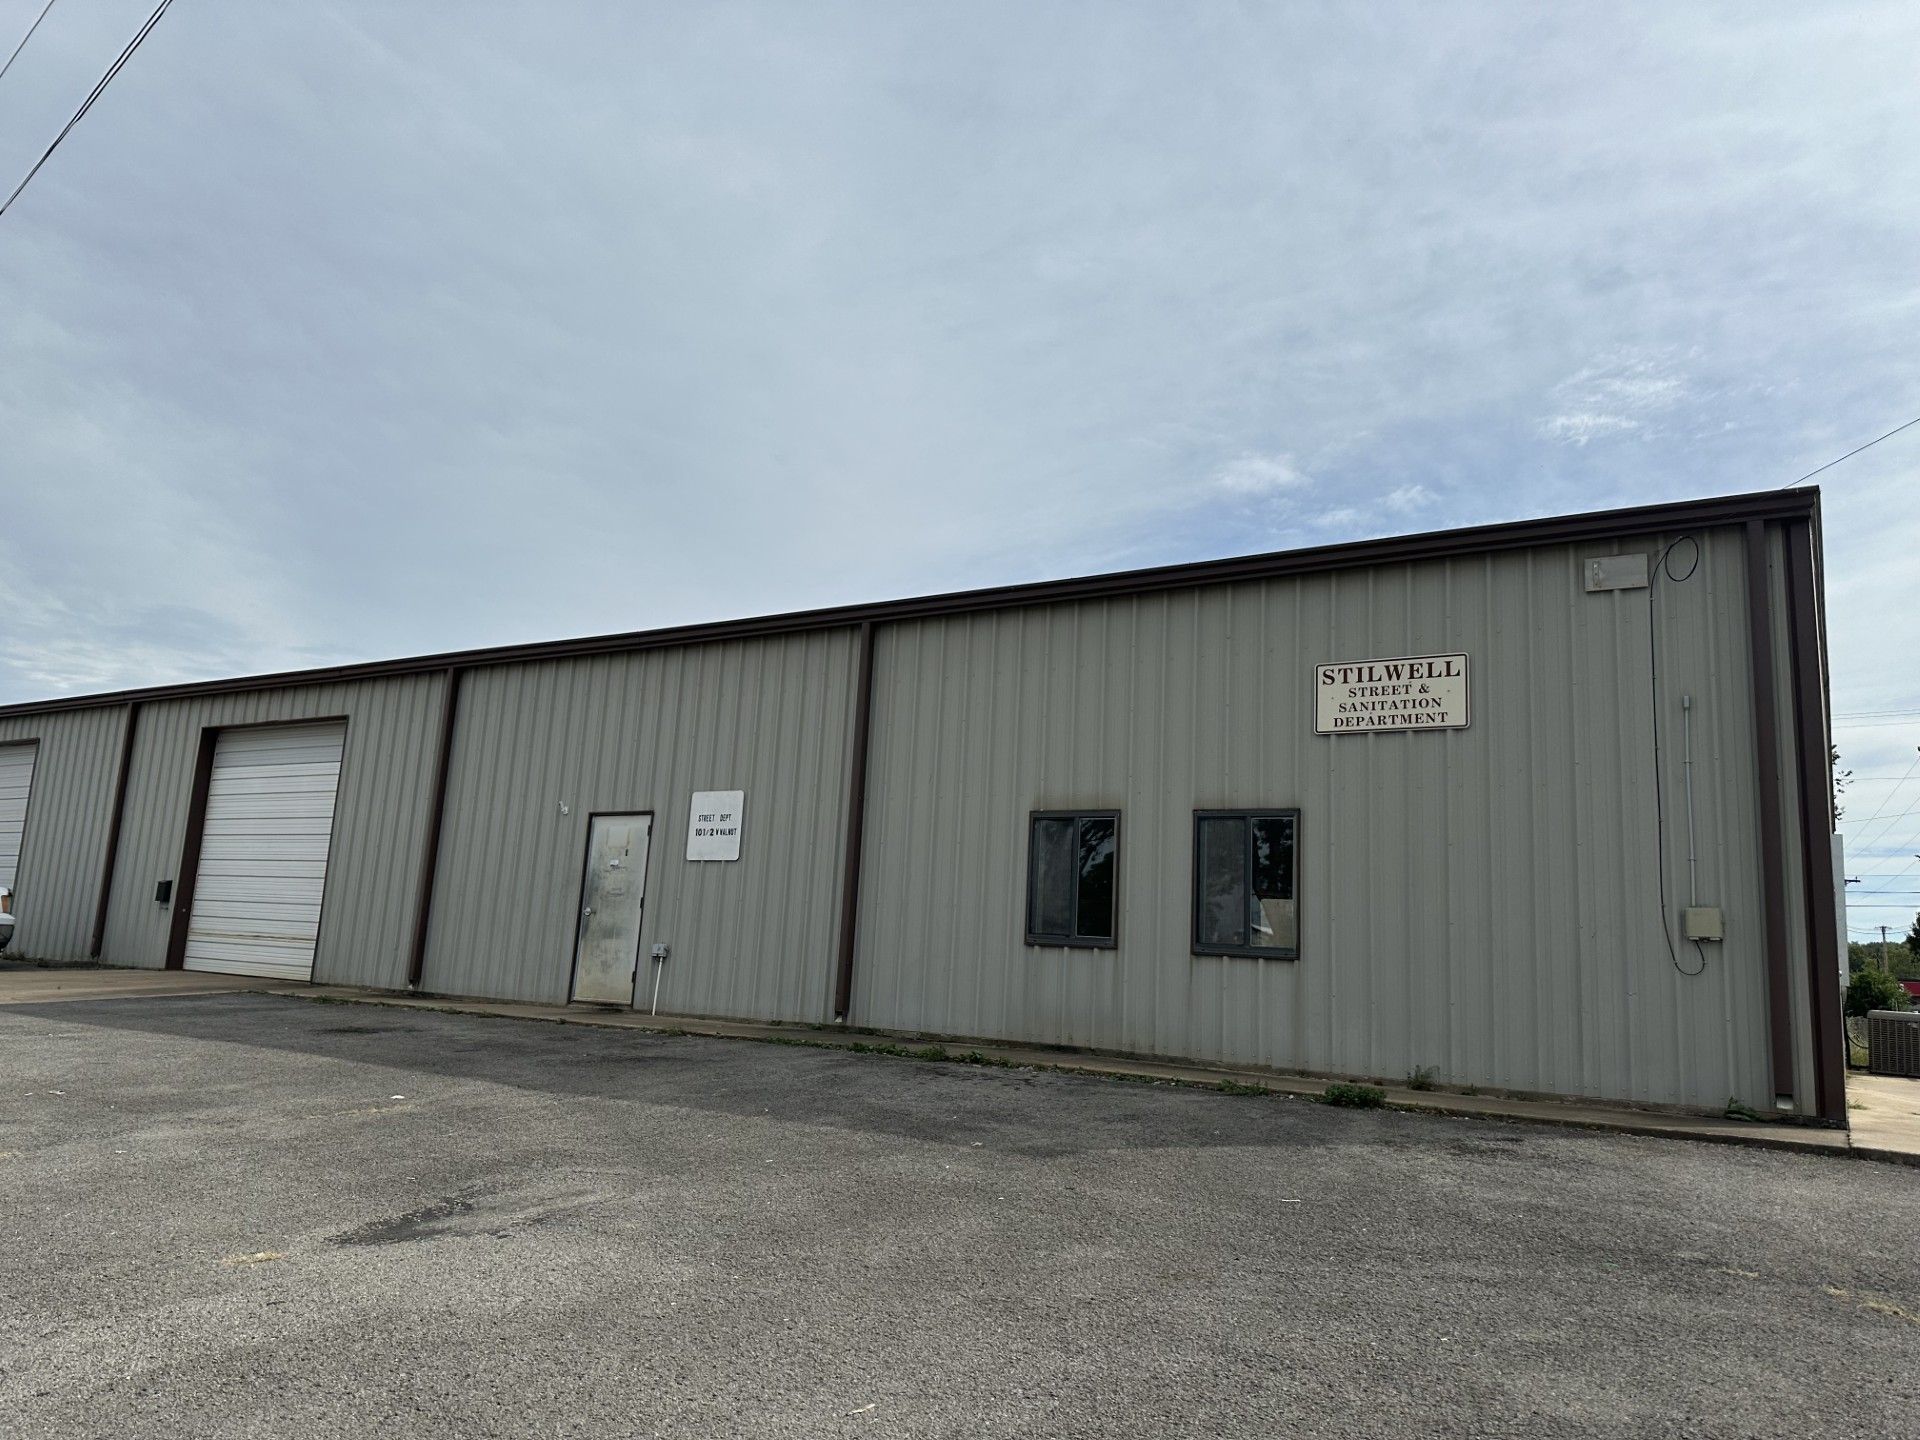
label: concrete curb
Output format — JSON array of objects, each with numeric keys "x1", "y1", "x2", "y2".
[
  {"x1": 277, "y1": 984, "x2": 1878, "y2": 1163},
  {"x1": 1848, "y1": 1145, "x2": 1920, "y2": 1169}
]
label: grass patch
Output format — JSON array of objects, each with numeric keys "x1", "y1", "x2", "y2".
[
  {"x1": 1405, "y1": 1066, "x2": 1437, "y2": 1092},
  {"x1": 275, "y1": 990, "x2": 1319, "y2": 1101},
  {"x1": 762, "y1": 1034, "x2": 1024, "y2": 1070},
  {"x1": 1321, "y1": 1083, "x2": 1387, "y2": 1109}
]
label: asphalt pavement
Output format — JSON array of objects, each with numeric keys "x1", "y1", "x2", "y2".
[{"x1": 2, "y1": 990, "x2": 1916, "y2": 1438}]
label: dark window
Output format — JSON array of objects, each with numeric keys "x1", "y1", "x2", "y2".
[
  {"x1": 1192, "y1": 810, "x2": 1299, "y2": 958},
  {"x1": 1026, "y1": 811, "x2": 1119, "y2": 948}
]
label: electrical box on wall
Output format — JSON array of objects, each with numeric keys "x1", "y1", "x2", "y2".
[
  {"x1": 1682, "y1": 906, "x2": 1724, "y2": 942},
  {"x1": 1584, "y1": 553, "x2": 1650, "y2": 592}
]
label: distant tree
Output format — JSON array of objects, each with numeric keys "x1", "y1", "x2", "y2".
[
  {"x1": 1847, "y1": 968, "x2": 1912, "y2": 1018},
  {"x1": 1850, "y1": 939, "x2": 1916, "y2": 975},
  {"x1": 1907, "y1": 911, "x2": 1920, "y2": 956}
]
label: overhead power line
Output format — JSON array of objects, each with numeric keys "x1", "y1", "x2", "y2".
[
  {"x1": 0, "y1": 0, "x2": 172, "y2": 222},
  {"x1": 1871, "y1": 855, "x2": 1920, "y2": 890},
  {"x1": 1850, "y1": 814, "x2": 1920, "y2": 856},
  {"x1": 1848, "y1": 749, "x2": 1920, "y2": 848},
  {"x1": 1850, "y1": 799, "x2": 1920, "y2": 827},
  {"x1": 1784, "y1": 412, "x2": 1920, "y2": 489},
  {"x1": 0, "y1": 0, "x2": 58, "y2": 86}
]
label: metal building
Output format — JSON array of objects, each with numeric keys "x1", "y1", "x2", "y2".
[{"x1": 0, "y1": 489, "x2": 1846, "y2": 1121}]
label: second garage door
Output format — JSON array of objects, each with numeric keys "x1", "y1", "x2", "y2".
[
  {"x1": 183, "y1": 722, "x2": 346, "y2": 981},
  {"x1": 0, "y1": 741, "x2": 36, "y2": 891}
]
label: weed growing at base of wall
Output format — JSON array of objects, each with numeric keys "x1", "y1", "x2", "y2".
[
  {"x1": 1216, "y1": 1079, "x2": 1270, "y2": 1096},
  {"x1": 1321, "y1": 1083, "x2": 1386, "y2": 1108}
]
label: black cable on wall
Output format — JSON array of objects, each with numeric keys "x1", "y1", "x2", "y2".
[{"x1": 1646, "y1": 534, "x2": 1707, "y2": 977}]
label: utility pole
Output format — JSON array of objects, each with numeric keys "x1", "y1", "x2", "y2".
[{"x1": 1884, "y1": 925, "x2": 1892, "y2": 972}]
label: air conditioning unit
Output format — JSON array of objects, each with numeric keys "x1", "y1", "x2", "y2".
[{"x1": 1867, "y1": 1011, "x2": 1920, "y2": 1078}]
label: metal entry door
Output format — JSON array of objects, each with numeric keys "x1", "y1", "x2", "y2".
[{"x1": 570, "y1": 813, "x2": 653, "y2": 1005}]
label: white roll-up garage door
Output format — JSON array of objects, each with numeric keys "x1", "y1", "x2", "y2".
[
  {"x1": 0, "y1": 742, "x2": 36, "y2": 889},
  {"x1": 183, "y1": 722, "x2": 346, "y2": 981}
]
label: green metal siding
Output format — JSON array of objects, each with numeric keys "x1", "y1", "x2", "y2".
[
  {"x1": 850, "y1": 526, "x2": 1815, "y2": 1114},
  {"x1": 0, "y1": 706, "x2": 128, "y2": 960},
  {"x1": 99, "y1": 675, "x2": 445, "y2": 987},
  {"x1": 420, "y1": 630, "x2": 858, "y2": 1016}
]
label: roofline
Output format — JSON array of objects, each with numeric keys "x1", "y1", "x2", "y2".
[{"x1": 0, "y1": 486, "x2": 1819, "y2": 719}]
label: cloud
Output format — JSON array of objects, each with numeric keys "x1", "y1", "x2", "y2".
[
  {"x1": 1215, "y1": 452, "x2": 1309, "y2": 496},
  {"x1": 1383, "y1": 484, "x2": 1438, "y2": 513},
  {"x1": 0, "y1": 0, "x2": 1914, "y2": 739},
  {"x1": 1540, "y1": 352, "x2": 1691, "y2": 445},
  {"x1": 1539, "y1": 412, "x2": 1642, "y2": 446}
]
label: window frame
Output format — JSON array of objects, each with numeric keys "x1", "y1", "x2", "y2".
[
  {"x1": 1024, "y1": 809, "x2": 1121, "y2": 950},
  {"x1": 1190, "y1": 808, "x2": 1302, "y2": 960}
]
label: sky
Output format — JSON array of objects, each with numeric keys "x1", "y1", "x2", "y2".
[{"x1": 0, "y1": 2, "x2": 1916, "y2": 914}]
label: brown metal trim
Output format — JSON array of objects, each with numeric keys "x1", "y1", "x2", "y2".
[
  {"x1": 88, "y1": 702, "x2": 139, "y2": 957},
  {"x1": 405, "y1": 667, "x2": 462, "y2": 990},
  {"x1": 0, "y1": 488, "x2": 1823, "y2": 721},
  {"x1": 1782, "y1": 519, "x2": 1847, "y2": 1123},
  {"x1": 832, "y1": 621, "x2": 877, "y2": 1021},
  {"x1": 1743, "y1": 519, "x2": 1796, "y2": 1103},
  {"x1": 163, "y1": 727, "x2": 220, "y2": 970}
]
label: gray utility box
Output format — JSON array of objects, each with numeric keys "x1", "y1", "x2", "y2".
[{"x1": 1867, "y1": 1010, "x2": 1920, "y2": 1078}]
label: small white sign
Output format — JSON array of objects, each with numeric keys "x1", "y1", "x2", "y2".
[
  {"x1": 1316, "y1": 653, "x2": 1469, "y2": 734},
  {"x1": 686, "y1": 790, "x2": 745, "y2": 861}
]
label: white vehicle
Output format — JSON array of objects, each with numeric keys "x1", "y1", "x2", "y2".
[{"x1": 0, "y1": 886, "x2": 12, "y2": 952}]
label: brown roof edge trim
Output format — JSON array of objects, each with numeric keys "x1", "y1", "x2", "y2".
[{"x1": 0, "y1": 486, "x2": 1821, "y2": 719}]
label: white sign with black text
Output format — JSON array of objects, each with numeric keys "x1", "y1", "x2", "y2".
[
  {"x1": 686, "y1": 790, "x2": 745, "y2": 861},
  {"x1": 1315, "y1": 653, "x2": 1469, "y2": 734}
]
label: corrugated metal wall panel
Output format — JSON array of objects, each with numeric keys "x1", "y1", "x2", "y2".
[
  {"x1": 852, "y1": 525, "x2": 1809, "y2": 1114},
  {"x1": 421, "y1": 629, "x2": 857, "y2": 1015},
  {"x1": 0, "y1": 706, "x2": 129, "y2": 960},
  {"x1": 99, "y1": 675, "x2": 444, "y2": 986},
  {"x1": 7, "y1": 515, "x2": 1820, "y2": 1113}
]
